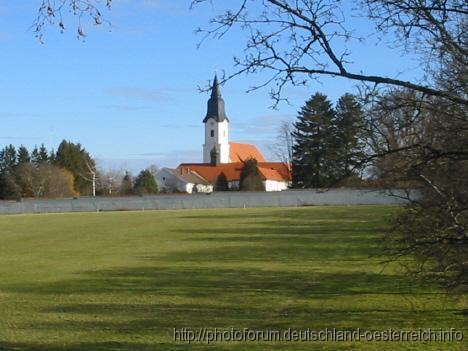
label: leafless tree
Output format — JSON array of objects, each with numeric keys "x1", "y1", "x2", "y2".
[
  {"x1": 96, "y1": 168, "x2": 126, "y2": 196},
  {"x1": 16, "y1": 163, "x2": 76, "y2": 198},
  {"x1": 34, "y1": 0, "x2": 112, "y2": 42},
  {"x1": 269, "y1": 121, "x2": 294, "y2": 164},
  {"x1": 191, "y1": 0, "x2": 466, "y2": 105}
]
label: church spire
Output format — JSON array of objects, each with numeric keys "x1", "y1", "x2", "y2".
[
  {"x1": 211, "y1": 74, "x2": 222, "y2": 98},
  {"x1": 203, "y1": 74, "x2": 229, "y2": 123}
]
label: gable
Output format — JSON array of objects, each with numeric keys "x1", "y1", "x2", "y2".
[{"x1": 229, "y1": 142, "x2": 266, "y2": 162}]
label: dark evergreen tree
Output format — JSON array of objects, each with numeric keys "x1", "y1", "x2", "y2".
[
  {"x1": 239, "y1": 158, "x2": 265, "y2": 191},
  {"x1": 334, "y1": 94, "x2": 366, "y2": 181},
  {"x1": 134, "y1": 169, "x2": 159, "y2": 195},
  {"x1": 0, "y1": 145, "x2": 17, "y2": 172},
  {"x1": 292, "y1": 93, "x2": 336, "y2": 188},
  {"x1": 215, "y1": 172, "x2": 229, "y2": 191},
  {"x1": 15, "y1": 146, "x2": 33, "y2": 197},
  {"x1": 31, "y1": 144, "x2": 49, "y2": 164},
  {"x1": 31, "y1": 146, "x2": 40, "y2": 165},
  {"x1": 0, "y1": 145, "x2": 20, "y2": 199},
  {"x1": 38, "y1": 144, "x2": 49, "y2": 163},
  {"x1": 55, "y1": 140, "x2": 95, "y2": 195},
  {"x1": 49, "y1": 149, "x2": 56, "y2": 163},
  {"x1": 17, "y1": 146, "x2": 31, "y2": 164},
  {"x1": 120, "y1": 172, "x2": 133, "y2": 195}
]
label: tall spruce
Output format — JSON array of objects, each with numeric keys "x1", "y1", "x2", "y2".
[
  {"x1": 334, "y1": 94, "x2": 366, "y2": 180},
  {"x1": 31, "y1": 145, "x2": 49, "y2": 164},
  {"x1": 17, "y1": 146, "x2": 31, "y2": 164},
  {"x1": 0, "y1": 145, "x2": 20, "y2": 199},
  {"x1": 38, "y1": 144, "x2": 49, "y2": 163},
  {"x1": 292, "y1": 93, "x2": 336, "y2": 188},
  {"x1": 0, "y1": 145, "x2": 17, "y2": 172},
  {"x1": 120, "y1": 172, "x2": 133, "y2": 195}
]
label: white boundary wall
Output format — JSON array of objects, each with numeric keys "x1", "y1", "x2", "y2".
[{"x1": 0, "y1": 189, "x2": 415, "y2": 215}]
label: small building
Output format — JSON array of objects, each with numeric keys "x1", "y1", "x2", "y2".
[
  {"x1": 156, "y1": 167, "x2": 213, "y2": 194},
  {"x1": 177, "y1": 162, "x2": 290, "y2": 191}
]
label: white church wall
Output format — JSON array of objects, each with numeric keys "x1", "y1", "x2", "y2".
[
  {"x1": 217, "y1": 119, "x2": 230, "y2": 163},
  {"x1": 203, "y1": 118, "x2": 230, "y2": 164},
  {"x1": 263, "y1": 180, "x2": 289, "y2": 192}
]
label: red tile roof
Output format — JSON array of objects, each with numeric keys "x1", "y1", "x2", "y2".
[
  {"x1": 258, "y1": 162, "x2": 292, "y2": 181},
  {"x1": 229, "y1": 142, "x2": 266, "y2": 162},
  {"x1": 177, "y1": 162, "x2": 291, "y2": 182}
]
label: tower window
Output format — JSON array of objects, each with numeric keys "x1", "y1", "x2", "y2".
[{"x1": 210, "y1": 130, "x2": 214, "y2": 137}]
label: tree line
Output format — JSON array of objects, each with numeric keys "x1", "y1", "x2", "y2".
[{"x1": 0, "y1": 141, "x2": 159, "y2": 200}]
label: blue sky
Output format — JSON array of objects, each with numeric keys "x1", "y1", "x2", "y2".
[{"x1": 0, "y1": 1, "x2": 423, "y2": 173}]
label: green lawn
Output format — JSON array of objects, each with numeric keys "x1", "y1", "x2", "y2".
[{"x1": 0, "y1": 206, "x2": 465, "y2": 350}]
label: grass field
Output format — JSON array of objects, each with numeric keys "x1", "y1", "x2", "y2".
[{"x1": 0, "y1": 206, "x2": 465, "y2": 350}]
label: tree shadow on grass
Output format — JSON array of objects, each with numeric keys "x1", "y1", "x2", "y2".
[
  {"x1": 172, "y1": 222, "x2": 386, "y2": 262},
  {"x1": 1, "y1": 208, "x2": 463, "y2": 351},
  {"x1": 2, "y1": 264, "x2": 460, "y2": 351},
  {"x1": 178, "y1": 206, "x2": 394, "y2": 222}
]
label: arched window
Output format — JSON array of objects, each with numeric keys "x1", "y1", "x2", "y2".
[{"x1": 210, "y1": 130, "x2": 215, "y2": 137}]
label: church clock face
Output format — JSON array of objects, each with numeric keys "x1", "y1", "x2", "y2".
[{"x1": 210, "y1": 121, "x2": 215, "y2": 126}]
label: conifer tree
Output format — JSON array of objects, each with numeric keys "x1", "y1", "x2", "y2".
[
  {"x1": 17, "y1": 146, "x2": 31, "y2": 164},
  {"x1": 0, "y1": 145, "x2": 20, "y2": 199},
  {"x1": 31, "y1": 146, "x2": 40, "y2": 165},
  {"x1": 31, "y1": 145, "x2": 49, "y2": 164},
  {"x1": 0, "y1": 145, "x2": 17, "y2": 172},
  {"x1": 38, "y1": 144, "x2": 49, "y2": 163},
  {"x1": 55, "y1": 140, "x2": 95, "y2": 195},
  {"x1": 292, "y1": 93, "x2": 336, "y2": 188},
  {"x1": 134, "y1": 169, "x2": 159, "y2": 195},
  {"x1": 334, "y1": 94, "x2": 366, "y2": 181},
  {"x1": 120, "y1": 172, "x2": 133, "y2": 195}
]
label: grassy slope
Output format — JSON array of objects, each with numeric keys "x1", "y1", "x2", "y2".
[{"x1": 0, "y1": 206, "x2": 465, "y2": 350}]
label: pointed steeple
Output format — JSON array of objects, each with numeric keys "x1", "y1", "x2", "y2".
[
  {"x1": 203, "y1": 74, "x2": 229, "y2": 123},
  {"x1": 211, "y1": 74, "x2": 222, "y2": 98}
]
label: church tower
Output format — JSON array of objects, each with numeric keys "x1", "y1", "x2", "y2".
[{"x1": 203, "y1": 75, "x2": 230, "y2": 164}]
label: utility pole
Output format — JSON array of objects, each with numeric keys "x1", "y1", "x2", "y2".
[
  {"x1": 92, "y1": 171, "x2": 96, "y2": 197},
  {"x1": 85, "y1": 161, "x2": 97, "y2": 197},
  {"x1": 108, "y1": 177, "x2": 113, "y2": 195}
]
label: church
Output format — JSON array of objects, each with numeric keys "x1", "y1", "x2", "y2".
[{"x1": 156, "y1": 75, "x2": 291, "y2": 193}]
